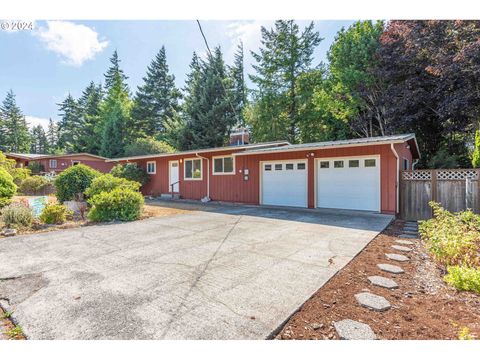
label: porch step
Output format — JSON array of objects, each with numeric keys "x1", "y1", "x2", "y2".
[{"x1": 159, "y1": 193, "x2": 180, "y2": 200}]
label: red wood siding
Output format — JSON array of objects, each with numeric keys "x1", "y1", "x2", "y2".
[{"x1": 122, "y1": 142, "x2": 413, "y2": 214}]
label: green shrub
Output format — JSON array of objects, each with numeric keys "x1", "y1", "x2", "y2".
[
  {"x1": 19, "y1": 176, "x2": 53, "y2": 195},
  {"x1": 110, "y1": 163, "x2": 149, "y2": 185},
  {"x1": 124, "y1": 137, "x2": 175, "y2": 156},
  {"x1": 444, "y1": 266, "x2": 480, "y2": 294},
  {"x1": 1, "y1": 202, "x2": 33, "y2": 228},
  {"x1": 54, "y1": 164, "x2": 101, "y2": 203},
  {"x1": 419, "y1": 202, "x2": 480, "y2": 267},
  {"x1": 39, "y1": 203, "x2": 71, "y2": 224},
  {"x1": 87, "y1": 188, "x2": 144, "y2": 222},
  {"x1": 26, "y1": 161, "x2": 45, "y2": 175},
  {"x1": 0, "y1": 168, "x2": 17, "y2": 208},
  {"x1": 85, "y1": 174, "x2": 141, "y2": 198},
  {"x1": 0, "y1": 151, "x2": 31, "y2": 185}
]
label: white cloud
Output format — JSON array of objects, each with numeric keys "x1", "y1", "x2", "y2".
[
  {"x1": 226, "y1": 20, "x2": 274, "y2": 61},
  {"x1": 35, "y1": 21, "x2": 108, "y2": 66},
  {"x1": 25, "y1": 115, "x2": 51, "y2": 130}
]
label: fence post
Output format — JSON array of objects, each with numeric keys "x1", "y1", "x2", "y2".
[
  {"x1": 466, "y1": 176, "x2": 472, "y2": 210},
  {"x1": 431, "y1": 170, "x2": 437, "y2": 217}
]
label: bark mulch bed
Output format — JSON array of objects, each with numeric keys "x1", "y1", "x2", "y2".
[{"x1": 276, "y1": 220, "x2": 480, "y2": 340}]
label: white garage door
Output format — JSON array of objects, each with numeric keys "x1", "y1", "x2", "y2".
[
  {"x1": 261, "y1": 160, "x2": 307, "y2": 207},
  {"x1": 317, "y1": 157, "x2": 380, "y2": 211}
]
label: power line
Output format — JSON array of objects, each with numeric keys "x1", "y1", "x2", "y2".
[{"x1": 195, "y1": 20, "x2": 243, "y2": 128}]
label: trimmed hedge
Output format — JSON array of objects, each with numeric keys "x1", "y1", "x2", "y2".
[
  {"x1": 0, "y1": 168, "x2": 17, "y2": 208},
  {"x1": 85, "y1": 174, "x2": 141, "y2": 198},
  {"x1": 19, "y1": 175, "x2": 54, "y2": 195},
  {"x1": 87, "y1": 188, "x2": 144, "y2": 222},
  {"x1": 54, "y1": 164, "x2": 101, "y2": 203}
]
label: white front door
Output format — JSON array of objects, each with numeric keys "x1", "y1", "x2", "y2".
[
  {"x1": 261, "y1": 160, "x2": 308, "y2": 208},
  {"x1": 316, "y1": 156, "x2": 380, "y2": 211},
  {"x1": 169, "y1": 161, "x2": 179, "y2": 193}
]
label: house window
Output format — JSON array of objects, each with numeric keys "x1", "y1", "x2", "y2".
[
  {"x1": 320, "y1": 161, "x2": 329, "y2": 168},
  {"x1": 184, "y1": 159, "x2": 202, "y2": 180},
  {"x1": 349, "y1": 160, "x2": 359, "y2": 168},
  {"x1": 334, "y1": 160, "x2": 344, "y2": 168},
  {"x1": 297, "y1": 163, "x2": 306, "y2": 170},
  {"x1": 275, "y1": 164, "x2": 282, "y2": 171},
  {"x1": 365, "y1": 159, "x2": 376, "y2": 167},
  {"x1": 49, "y1": 159, "x2": 57, "y2": 169},
  {"x1": 72, "y1": 161, "x2": 80, "y2": 166},
  {"x1": 213, "y1": 156, "x2": 234, "y2": 175},
  {"x1": 286, "y1": 163, "x2": 294, "y2": 170},
  {"x1": 146, "y1": 161, "x2": 156, "y2": 174},
  {"x1": 264, "y1": 164, "x2": 272, "y2": 171},
  {"x1": 403, "y1": 158, "x2": 409, "y2": 170}
]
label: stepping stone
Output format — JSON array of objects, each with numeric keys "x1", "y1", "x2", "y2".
[
  {"x1": 404, "y1": 225, "x2": 418, "y2": 230},
  {"x1": 368, "y1": 275, "x2": 399, "y2": 289},
  {"x1": 403, "y1": 230, "x2": 418, "y2": 235},
  {"x1": 399, "y1": 234, "x2": 418, "y2": 239},
  {"x1": 377, "y1": 263, "x2": 404, "y2": 274},
  {"x1": 395, "y1": 239, "x2": 414, "y2": 246},
  {"x1": 391, "y1": 245, "x2": 413, "y2": 252},
  {"x1": 334, "y1": 319, "x2": 377, "y2": 340},
  {"x1": 385, "y1": 253, "x2": 409, "y2": 262},
  {"x1": 355, "y1": 292, "x2": 391, "y2": 312}
]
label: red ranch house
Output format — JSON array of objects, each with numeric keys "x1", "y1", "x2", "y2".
[
  {"x1": 5, "y1": 153, "x2": 114, "y2": 173},
  {"x1": 109, "y1": 134, "x2": 420, "y2": 215}
]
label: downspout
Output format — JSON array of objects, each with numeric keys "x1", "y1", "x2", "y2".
[
  {"x1": 390, "y1": 143, "x2": 400, "y2": 214},
  {"x1": 412, "y1": 159, "x2": 419, "y2": 170},
  {"x1": 196, "y1": 153, "x2": 210, "y2": 201}
]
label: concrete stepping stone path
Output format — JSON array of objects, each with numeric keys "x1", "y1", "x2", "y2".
[
  {"x1": 355, "y1": 292, "x2": 391, "y2": 311},
  {"x1": 395, "y1": 239, "x2": 414, "y2": 246},
  {"x1": 334, "y1": 319, "x2": 377, "y2": 340},
  {"x1": 385, "y1": 253, "x2": 409, "y2": 262},
  {"x1": 391, "y1": 245, "x2": 413, "y2": 252},
  {"x1": 377, "y1": 263, "x2": 404, "y2": 274},
  {"x1": 399, "y1": 234, "x2": 418, "y2": 239},
  {"x1": 368, "y1": 275, "x2": 399, "y2": 289}
]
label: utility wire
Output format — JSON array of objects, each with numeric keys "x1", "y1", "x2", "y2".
[{"x1": 195, "y1": 20, "x2": 243, "y2": 129}]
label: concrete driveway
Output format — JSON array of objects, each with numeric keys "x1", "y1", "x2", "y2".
[{"x1": 0, "y1": 203, "x2": 392, "y2": 339}]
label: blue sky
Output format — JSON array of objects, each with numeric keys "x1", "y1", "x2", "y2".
[{"x1": 0, "y1": 20, "x2": 356, "y2": 129}]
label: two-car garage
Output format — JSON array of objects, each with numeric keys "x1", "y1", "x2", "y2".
[{"x1": 260, "y1": 156, "x2": 381, "y2": 212}]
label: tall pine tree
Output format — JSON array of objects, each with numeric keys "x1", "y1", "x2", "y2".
[
  {"x1": 179, "y1": 48, "x2": 236, "y2": 150},
  {"x1": 30, "y1": 125, "x2": 48, "y2": 154},
  {"x1": 46, "y1": 118, "x2": 59, "y2": 153},
  {"x1": 77, "y1": 82, "x2": 103, "y2": 154},
  {"x1": 132, "y1": 46, "x2": 181, "y2": 137},
  {"x1": 248, "y1": 20, "x2": 322, "y2": 143},
  {"x1": 104, "y1": 50, "x2": 128, "y2": 91},
  {"x1": 229, "y1": 42, "x2": 248, "y2": 127},
  {"x1": 57, "y1": 94, "x2": 82, "y2": 152},
  {"x1": 0, "y1": 90, "x2": 31, "y2": 152}
]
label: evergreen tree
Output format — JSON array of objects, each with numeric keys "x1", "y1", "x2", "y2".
[
  {"x1": 0, "y1": 90, "x2": 31, "y2": 152},
  {"x1": 248, "y1": 20, "x2": 322, "y2": 143},
  {"x1": 46, "y1": 118, "x2": 59, "y2": 153},
  {"x1": 30, "y1": 125, "x2": 48, "y2": 154},
  {"x1": 229, "y1": 42, "x2": 248, "y2": 127},
  {"x1": 77, "y1": 82, "x2": 103, "y2": 154},
  {"x1": 179, "y1": 48, "x2": 236, "y2": 150},
  {"x1": 104, "y1": 50, "x2": 129, "y2": 91},
  {"x1": 132, "y1": 46, "x2": 181, "y2": 137},
  {"x1": 57, "y1": 94, "x2": 82, "y2": 152}
]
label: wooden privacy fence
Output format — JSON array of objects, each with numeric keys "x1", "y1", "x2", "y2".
[{"x1": 400, "y1": 169, "x2": 480, "y2": 220}]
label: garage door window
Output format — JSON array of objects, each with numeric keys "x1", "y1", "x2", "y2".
[
  {"x1": 334, "y1": 160, "x2": 344, "y2": 168},
  {"x1": 286, "y1": 163, "x2": 294, "y2": 170},
  {"x1": 320, "y1": 161, "x2": 329, "y2": 168},
  {"x1": 365, "y1": 159, "x2": 376, "y2": 167},
  {"x1": 264, "y1": 164, "x2": 272, "y2": 171},
  {"x1": 275, "y1": 164, "x2": 282, "y2": 171},
  {"x1": 349, "y1": 160, "x2": 359, "y2": 168},
  {"x1": 297, "y1": 163, "x2": 306, "y2": 170}
]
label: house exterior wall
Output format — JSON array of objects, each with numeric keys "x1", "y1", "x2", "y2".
[
  {"x1": 124, "y1": 142, "x2": 412, "y2": 215},
  {"x1": 6, "y1": 155, "x2": 113, "y2": 173}
]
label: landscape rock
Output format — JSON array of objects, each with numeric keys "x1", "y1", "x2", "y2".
[
  {"x1": 1, "y1": 228, "x2": 17, "y2": 237},
  {"x1": 399, "y1": 234, "x2": 418, "y2": 239},
  {"x1": 334, "y1": 319, "x2": 377, "y2": 340},
  {"x1": 391, "y1": 245, "x2": 413, "y2": 252},
  {"x1": 310, "y1": 322, "x2": 324, "y2": 330},
  {"x1": 377, "y1": 263, "x2": 404, "y2": 274},
  {"x1": 355, "y1": 292, "x2": 391, "y2": 311},
  {"x1": 368, "y1": 275, "x2": 399, "y2": 289},
  {"x1": 385, "y1": 253, "x2": 409, "y2": 262},
  {"x1": 395, "y1": 239, "x2": 414, "y2": 246}
]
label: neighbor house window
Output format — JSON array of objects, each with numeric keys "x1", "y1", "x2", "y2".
[
  {"x1": 365, "y1": 159, "x2": 376, "y2": 167},
  {"x1": 72, "y1": 161, "x2": 80, "y2": 166},
  {"x1": 184, "y1": 159, "x2": 202, "y2": 180},
  {"x1": 213, "y1": 156, "x2": 234, "y2": 175},
  {"x1": 49, "y1": 159, "x2": 57, "y2": 168},
  {"x1": 334, "y1": 160, "x2": 344, "y2": 168},
  {"x1": 403, "y1": 158, "x2": 409, "y2": 170},
  {"x1": 146, "y1": 161, "x2": 156, "y2": 174},
  {"x1": 349, "y1": 160, "x2": 359, "y2": 168}
]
